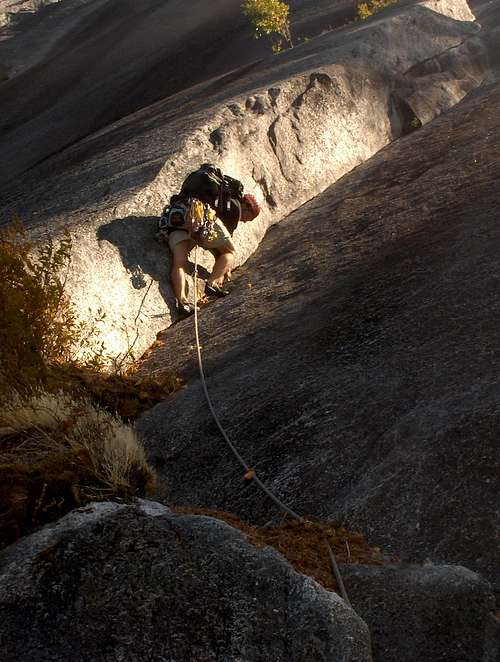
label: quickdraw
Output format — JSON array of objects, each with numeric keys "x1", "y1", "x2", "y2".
[{"x1": 189, "y1": 199, "x2": 217, "y2": 241}]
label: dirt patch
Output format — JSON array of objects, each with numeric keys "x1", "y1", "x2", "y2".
[{"x1": 175, "y1": 507, "x2": 397, "y2": 593}]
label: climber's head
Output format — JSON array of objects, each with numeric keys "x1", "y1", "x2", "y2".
[{"x1": 240, "y1": 194, "x2": 261, "y2": 222}]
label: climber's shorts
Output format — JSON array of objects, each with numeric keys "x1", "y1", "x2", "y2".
[{"x1": 168, "y1": 220, "x2": 234, "y2": 253}]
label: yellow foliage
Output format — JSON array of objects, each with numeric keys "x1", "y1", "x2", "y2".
[
  {"x1": 242, "y1": 0, "x2": 293, "y2": 51},
  {"x1": 357, "y1": 0, "x2": 398, "y2": 20},
  {"x1": 0, "y1": 222, "x2": 108, "y2": 395}
]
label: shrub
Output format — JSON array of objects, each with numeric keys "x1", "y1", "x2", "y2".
[
  {"x1": 0, "y1": 71, "x2": 8, "y2": 83},
  {"x1": 357, "y1": 0, "x2": 398, "y2": 20},
  {"x1": 0, "y1": 222, "x2": 105, "y2": 393},
  {"x1": 242, "y1": 0, "x2": 293, "y2": 52}
]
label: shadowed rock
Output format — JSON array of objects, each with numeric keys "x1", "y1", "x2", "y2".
[
  {"x1": 0, "y1": 0, "x2": 268, "y2": 182},
  {"x1": 342, "y1": 564, "x2": 498, "y2": 661},
  {"x1": 0, "y1": 501, "x2": 371, "y2": 661}
]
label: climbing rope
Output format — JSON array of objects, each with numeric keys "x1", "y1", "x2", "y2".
[{"x1": 192, "y1": 246, "x2": 351, "y2": 606}]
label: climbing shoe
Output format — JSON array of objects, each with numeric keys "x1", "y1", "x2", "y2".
[
  {"x1": 176, "y1": 302, "x2": 195, "y2": 318},
  {"x1": 205, "y1": 283, "x2": 230, "y2": 298}
]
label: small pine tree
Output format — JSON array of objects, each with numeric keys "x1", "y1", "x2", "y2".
[{"x1": 242, "y1": 0, "x2": 293, "y2": 53}]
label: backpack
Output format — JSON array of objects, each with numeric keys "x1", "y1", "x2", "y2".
[{"x1": 179, "y1": 164, "x2": 244, "y2": 235}]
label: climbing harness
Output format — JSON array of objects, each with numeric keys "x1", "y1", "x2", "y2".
[{"x1": 192, "y1": 246, "x2": 351, "y2": 606}]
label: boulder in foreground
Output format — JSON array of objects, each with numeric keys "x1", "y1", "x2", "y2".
[{"x1": 0, "y1": 501, "x2": 370, "y2": 662}]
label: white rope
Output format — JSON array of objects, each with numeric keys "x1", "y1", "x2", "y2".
[{"x1": 192, "y1": 245, "x2": 351, "y2": 605}]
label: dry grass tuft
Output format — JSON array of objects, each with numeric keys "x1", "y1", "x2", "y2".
[
  {"x1": 0, "y1": 390, "x2": 75, "y2": 441},
  {"x1": 67, "y1": 403, "x2": 155, "y2": 496},
  {"x1": 0, "y1": 390, "x2": 156, "y2": 550}
]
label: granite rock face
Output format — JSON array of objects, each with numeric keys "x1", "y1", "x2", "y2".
[
  {"x1": 0, "y1": 501, "x2": 371, "y2": 662},
  {"x1": 470, "y1": 0, "x2": 500, "y2": 79},
  {"x1": 0, "y1": 0, "x2": 489, "y2": 361},
  {"x1": 136, "y1": 77, "x2": 500, "y2": 599}
]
